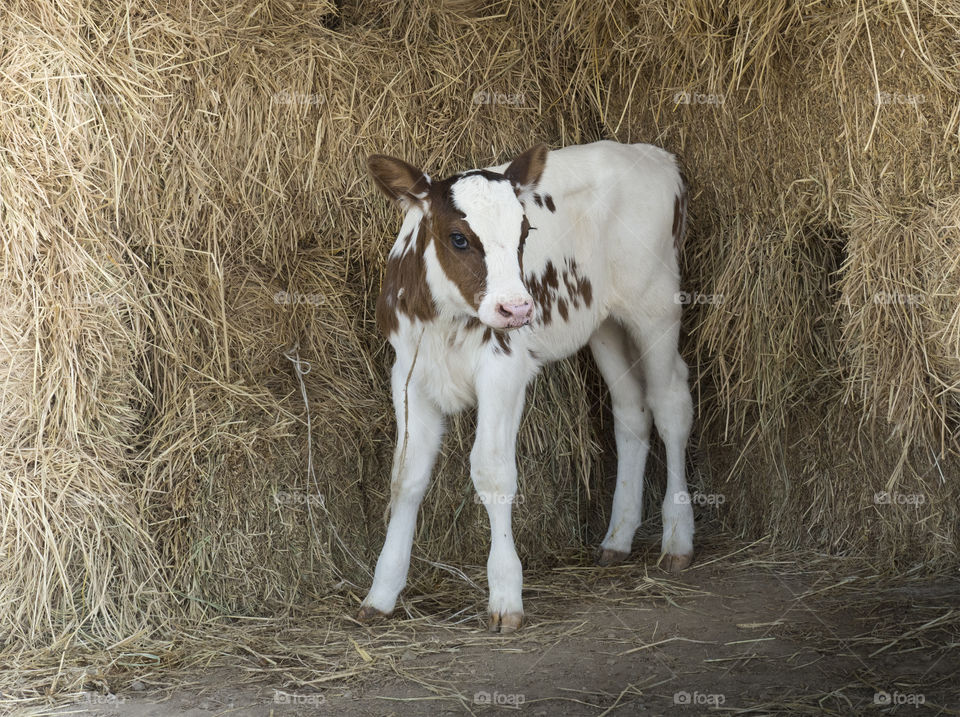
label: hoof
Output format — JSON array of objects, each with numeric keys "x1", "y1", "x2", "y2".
[
  {"x1": 661, "y1": 552, "x2": 694, "y2": 573},
  {"x1": 487, "y1": 611, "x2": 523, "y2": 634},
  {"x1": 597, "y1": 548, "x2": 630, "y2": 566},
  {"x1": 356, "y1": 604, "x2": 389, "y2": 623}
]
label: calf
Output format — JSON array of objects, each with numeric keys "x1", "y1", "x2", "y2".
[{"x1": 359, "y1": 141, "x2": 693, "y2": 632}]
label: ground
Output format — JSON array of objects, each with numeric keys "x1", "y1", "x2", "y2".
[{"x1": 20, "y1": 535, "x2": 960, "y2": 716}]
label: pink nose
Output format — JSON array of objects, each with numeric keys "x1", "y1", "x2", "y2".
[{"x1": 496, "y1": 301, "x2": 533, "y2": 325}]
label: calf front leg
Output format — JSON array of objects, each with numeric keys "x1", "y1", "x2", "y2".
[
  {"x1": 359, "y1": 363, "x2": 444, "y2": 619},
  {"x1": 471, "y1": 367, "x2": 529, "y2": 633}
]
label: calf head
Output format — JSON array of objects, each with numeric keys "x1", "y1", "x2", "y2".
[{"x1": 368, "y1": 145, "x2": 547, "y2": 330}]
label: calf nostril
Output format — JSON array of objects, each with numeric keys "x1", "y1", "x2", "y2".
[{"x1": 497, "y1": 304, "x2": 512, "y2": 318}]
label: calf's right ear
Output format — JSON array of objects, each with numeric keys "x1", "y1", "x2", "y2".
[{"x1": 367, "y1": 155, "x2": 431, "y2": 209}]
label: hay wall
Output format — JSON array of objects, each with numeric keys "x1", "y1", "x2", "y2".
[{"x1": 1, "y1": 0, "x2": 957, "y2": 652}]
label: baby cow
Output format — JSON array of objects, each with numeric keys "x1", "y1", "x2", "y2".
[{"x1": 359, "y1": 141, "x2": 693, "y2": 632}]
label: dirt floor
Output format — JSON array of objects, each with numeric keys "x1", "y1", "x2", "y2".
[{"x1": 19, "y1": 535, "x2": 960, "y2": 716}]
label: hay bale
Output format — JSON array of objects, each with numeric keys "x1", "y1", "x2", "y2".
[
  {"x1": 587, "y1": 0, "x2": 960, "y2": 562},
  {"x1": 0, "y1": 0, "x2": 609, "y2": 655}
]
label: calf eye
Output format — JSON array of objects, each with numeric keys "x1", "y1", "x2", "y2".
[{"x1": 450, "y1": 232, "x2": 469, "y2": 250}]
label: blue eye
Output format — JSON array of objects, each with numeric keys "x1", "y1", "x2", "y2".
[{"x1": 450, "y1": 232, "x2": 469, "y2": 250}]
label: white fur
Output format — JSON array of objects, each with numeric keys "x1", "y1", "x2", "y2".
[
  {"x1": 388, "y1": 205, "x2": 426, "y2": 258},
  {"x1": 450, "y1": 175, "x2": 531, "y2": 326},
  {"x1": 361, "y1": 141, "x2": 693, "y2": 624}
]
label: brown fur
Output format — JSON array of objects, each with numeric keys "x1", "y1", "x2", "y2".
[
  {"x1": 563, "y1": 258, "x2": 593, "y2": 309},
  {"x1": 504, "y1": 144, "x2": 548, "y2": 190},
  {"x1": 367, "y1": 155, "x2": 430, "y2": 206},
  {"x1": 376, "y1": 228, "x2": 436, "y2": 337},
  {"x1": 480, "y1": 326, "x2": 512, "y2": 354},
  {"x1": 673, "y1": 170, "x2": 689, "y2": 250},
  {"x1": 427, "y1": 176, "x2": 490, "y2": 311},
  {"x1": 524, "y1": 258, "x2": 593, "y2": 328}
]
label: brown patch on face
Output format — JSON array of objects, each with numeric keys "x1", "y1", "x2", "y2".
[
  {"x1": 557, "y1": 297, "x2": 568, "y2": 321},
  {"x1": 426, "y1": 176, "x2": 489, "y2": 311},
  {"x1": 376, "y1": 227, "x2": 436, "y2": 337}
]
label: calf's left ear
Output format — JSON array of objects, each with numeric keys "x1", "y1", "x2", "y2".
[{"x1": 504, "y1": 143, "x2": 548, "y2": 200}]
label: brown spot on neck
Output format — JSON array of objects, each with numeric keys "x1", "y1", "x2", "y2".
[
  {"x1": 567, "y1": 259, "x2": 593, "y2": 308},
  {"x1": 526, "y1": 258, "x2": 593, "y2": 327},
  {"x1": 479, "y1": 325, "x2": 512, "y2": 354},
  {"x1": 526, "y1": 259, "x2": 559, "y2": 327}
]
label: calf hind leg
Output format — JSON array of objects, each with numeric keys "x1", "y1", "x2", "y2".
[
  {"x1": 589, "y1": 319, "x2": 653, "y2": 566},
  {"x1": 620, "y1": 315, "x2": 694, "y2": 573}
]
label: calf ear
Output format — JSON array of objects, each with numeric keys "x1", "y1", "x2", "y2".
[
  {"x1": 504, "y1": 144, "x2": 548, "y2": 199},
  {"x1": 367, "y1": 155, "x2": 431, "y2": 208}
]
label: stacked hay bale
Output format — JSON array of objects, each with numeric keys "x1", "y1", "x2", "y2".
[
  {"x1": 0, "y1": 0, "x2": 956, "y2": 667},
  {"x1": 575, "y1": 1, "x2": 960, "y2": 566}
]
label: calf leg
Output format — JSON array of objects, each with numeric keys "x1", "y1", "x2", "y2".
[
  {"x1": 624, "y1": 316, "x2": 694, "y2": 572},
  {"x1": 359, "y1": 363, "x2": 444, "y2": 618},
  {"x1": 471, "y1": 366, "x2": 529, "y2": 633},
  {"x1": 589, "y1": 319, "x2": 653, "y2": 565}
]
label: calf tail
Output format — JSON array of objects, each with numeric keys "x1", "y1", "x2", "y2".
[{"x1": 673, "y1": 168, "x2": 689, "y2": 252}]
